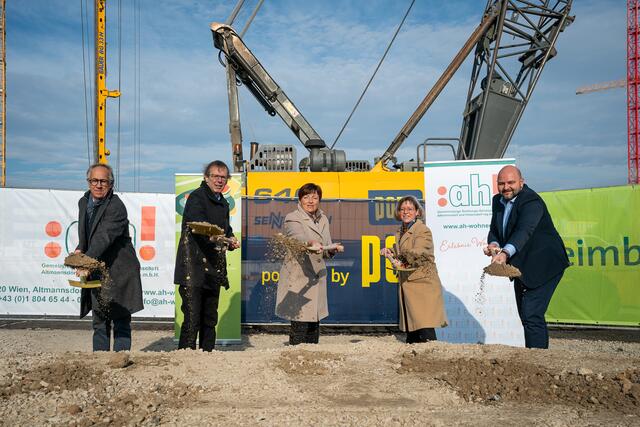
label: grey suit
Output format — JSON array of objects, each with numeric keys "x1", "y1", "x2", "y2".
[{"x1": 77, "y1": 190, "x2": 143, "y2": 350}]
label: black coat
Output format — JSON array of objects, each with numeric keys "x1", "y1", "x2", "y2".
[
  {"x1": 487, "y1": 184, "x2": 569, "y2": 288},
  {"x1": 174, "y1": 181, "x2": 233, "y2": 289},
  {"x1": 77, "y1": 190, "x2": 144, "y2": 318}
]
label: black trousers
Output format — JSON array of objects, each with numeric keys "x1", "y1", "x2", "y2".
[
  {"x1": 514, "y1": 271, "x2": 563, "y2": 349},
  {"x1": 92, "y1": 312, "x2": 131, "y2": 351},
  {"x1": 289, "y1": 321, "x2": 320, "y2": 345},
  {"x1": 90, "y1": 291, "x2": 132, "y2": 352},
  {"x1": 178, "y1": 285, "x2": 221, "y2": 352},
  {"x1": 406, "y1": 328, "x2": 437, "y2": 344}
]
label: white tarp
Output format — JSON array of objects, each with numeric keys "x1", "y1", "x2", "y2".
[
  {"x1": 0, "y1": 188, "x2": 175, "y2": 317},
  {"x1": 424, "y1": 159, "x2": 525, "y2": 346}
]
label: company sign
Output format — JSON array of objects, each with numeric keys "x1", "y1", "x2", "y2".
[
  {"x1": 0, "y1": 188, "x2": 175, "y2": 317},
  {"x1": 424, "y1": 159, "x2": 524, "y2": 346}
]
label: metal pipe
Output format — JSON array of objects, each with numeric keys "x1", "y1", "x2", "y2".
[
  {"x1": 416, "y1": 137, "x2": 464, "y2": 169},
  {"x1": 240, "y1": 0, "x2": 264, "y2": 37},
  {"x1": 225, "y1": 0, "x2": 245, "y2": 26}
]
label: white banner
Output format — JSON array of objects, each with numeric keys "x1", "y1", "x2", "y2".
[
  {"x1": 0, "y1": 188, "x2": 175, "y2": 317},
  {"x1": 424, "y1": 159, "x2": 524, "y2": 346}
]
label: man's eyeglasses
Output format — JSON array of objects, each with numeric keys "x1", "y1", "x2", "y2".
[
  {"x1": 208, "y1": 174, "x2": 228, "y2": 181},
  {"x1": 87, "y1": 178, "x2": 111, "y2": 186}
]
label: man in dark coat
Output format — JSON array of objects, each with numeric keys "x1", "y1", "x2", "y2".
[
  {"x1": 174, "y1": 160, "x2": 239, "y2": 351},
  {"x1": 76, "y1": 163, "x2": 143, "y2": 351},
  {"x1": 484, "y1": 165, "x2": 569, "y2": 349}
]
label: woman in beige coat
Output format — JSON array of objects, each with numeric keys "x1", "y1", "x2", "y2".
[
  {"x1": 381, "y1": 196, "x2": 448, "y2": 343},
  {"x1": 275, "y1": 183, "x2": 343, "y2": 345}
]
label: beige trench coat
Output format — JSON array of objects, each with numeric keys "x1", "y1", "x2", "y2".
[
  {"x1": 395, "y1": 219, "x2": 448, "y2": 331},
  {"x1": 275, "y1": 205, "x2": 334, "y2": 322}
]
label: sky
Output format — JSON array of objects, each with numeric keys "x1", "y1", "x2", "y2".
[{"x1": 6, "y1": 0, "x2": 627, "y2": 194}]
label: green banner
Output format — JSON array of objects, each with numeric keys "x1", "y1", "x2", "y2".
[
  {"x1": 542, "y1": 185, "x2": 640, "y2": 326},
  {"x1": 174, "y1": 174, "x2": 242, "y2": 344}
]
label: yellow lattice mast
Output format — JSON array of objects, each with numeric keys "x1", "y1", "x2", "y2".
[{"x1": 95, "y1": 0, "x2": 120, "y2": 164}]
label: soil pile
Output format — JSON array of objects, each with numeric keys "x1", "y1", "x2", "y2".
[
  {"x1": 397, "y1": 349, "x2": 640, "y2": 414},
  {"x1": 186, "y1": 221, "x2": 224, "y2": 237},
  {"x1": 483, "y1": 263, "x2": 522, "y2": 278},
  {"x1": 63, "y1": 253, "x2": 105, "y2": 272},
  {"x1": 1, "y1": 331, "x2": 639, "y2": 426}
]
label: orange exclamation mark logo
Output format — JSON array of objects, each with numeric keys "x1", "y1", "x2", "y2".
[
  {"x1": 492, "y1": 174, "x2": 498, "y2": 195},
  {"x1": 139, "y1": 206, "x2": 156, "y2": 261}
]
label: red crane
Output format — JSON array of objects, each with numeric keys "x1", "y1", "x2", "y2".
[{"x1": 577, "y1": 1, "x2": 639, "y2": 184}]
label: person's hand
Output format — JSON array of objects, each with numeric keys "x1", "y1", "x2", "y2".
[
  {"x1": 491, "y1": 251, "x2": 508, "y2": 265},
  {"x1": 74, "y1": 249, "x2": 82, "y2": 254},
  {"x1": 484, "y1": 243, "x2": 500, "y2": 256},
  {"x1": 228, "y1": 236, "x2": 240, "y2": 251},
  {"x1": 75, "y1": 268, "x2": 89, "y2": 278},
  {"x1": 306, "y1": 240, "x2": 323, "y2": 254},
  {"x1": 380, "y1": 247, "x2": 393, "y2": 258},
  {"x1": 327, "y1": 243, "x2": 344, "y2": 256}
]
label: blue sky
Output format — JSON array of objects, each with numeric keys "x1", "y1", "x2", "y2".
[{"x1": 6, "y1": 0, "x2": 627, "y2": 193}]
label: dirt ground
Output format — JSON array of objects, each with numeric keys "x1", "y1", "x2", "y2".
[{"x1": 0, "y1": 326, "x2": 639, "y2": 426}]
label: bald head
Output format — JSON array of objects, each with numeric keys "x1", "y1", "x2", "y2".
[
  {"x1": 498, "y1": 165, "x2": 522, "y2": 179},
  {"x1": 497, "y1": 165, "x2": 524, "y2": 201}
]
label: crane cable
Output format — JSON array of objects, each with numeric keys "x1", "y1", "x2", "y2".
[
  {"x1": 133, "y1": 0, "x2": 141, "y2": 192},
  {"x1": 137, "y1": 0, "x2": 141, "y2": 192},
  {"x1": 330, "y1": 0, "x2": 415, "y2": 149},
  {"x1": 115, "y1": 0, "x2": 122, "y2": 190}
]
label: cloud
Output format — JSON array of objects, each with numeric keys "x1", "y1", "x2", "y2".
[{"x1": 5, "y1": 0, "x2": 628, "y2": 193}]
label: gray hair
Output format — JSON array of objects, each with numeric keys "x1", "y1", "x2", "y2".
[
  {"x1": 394, "y1": 195, "x2": 425, "y2": 221},
  {"x1": 86, "y1": 163, "x2": 115, "y2": 184},
  {"x1": 203, "y1": 160, "x2": 230, "y2": 178}
]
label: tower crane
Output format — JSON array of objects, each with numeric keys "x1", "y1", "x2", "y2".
[{"x1": 576, "y1": 0, "x2": 639, "y2": 184}]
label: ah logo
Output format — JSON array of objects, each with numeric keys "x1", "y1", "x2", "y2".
[{"x1": 437, "y1": 174, "x2": 496, "y2": 207}]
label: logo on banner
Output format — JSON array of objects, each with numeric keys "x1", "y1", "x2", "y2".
[
  {"x1": 368, "y1": 190, "x2": 423, "y2": 225},
  {"x1": 44, "y1": 221, "x2": 63, "y2": 258},
  {"x1": 176, "y1": 179, "x2": 241, "y2": 217},
  {"x1": 436, "y1": 174, "x2": 497, "y2": 208},
  {"x1": 43, "y1": 206, "x2": 158, "y2": 262}
]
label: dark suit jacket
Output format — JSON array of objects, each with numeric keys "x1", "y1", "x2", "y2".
[
  {"x1": 77, "y1": 190, "x2": 143, "y2": 318},
  {"x1": 173, "y1": 181, "x2": 233, "y2": 289},
  {"x1": 487, "y1": 184, "x2": 569, "y2": 288}
]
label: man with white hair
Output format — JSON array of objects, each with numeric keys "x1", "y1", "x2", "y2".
[{"x1": 75, "y1": 163, "x2": 143, "y2": 351}]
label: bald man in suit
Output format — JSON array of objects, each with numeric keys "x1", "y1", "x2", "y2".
[{"x1": 484, "y1": 165, "x2": 569, "y2": 349}]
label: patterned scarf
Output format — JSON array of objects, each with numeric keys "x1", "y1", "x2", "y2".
[{"x1": 400, "y1": 220, "x2": 416, "y2": 239}]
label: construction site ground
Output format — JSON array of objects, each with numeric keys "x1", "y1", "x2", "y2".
[{"x1": 0, "y1": 322, "x2": 638, "y2": 426}]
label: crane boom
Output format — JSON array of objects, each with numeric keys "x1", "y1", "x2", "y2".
[
  {"x1": 211, "y1": 23, "x2": 326, "y2": 151},
  {"x1": 576, "y1": 79, "x2": 625, "y2": 95}
]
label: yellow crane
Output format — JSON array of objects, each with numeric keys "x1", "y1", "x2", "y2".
[{"x1": 94, "y1": 0, "x2": 120, "y2": 164}]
